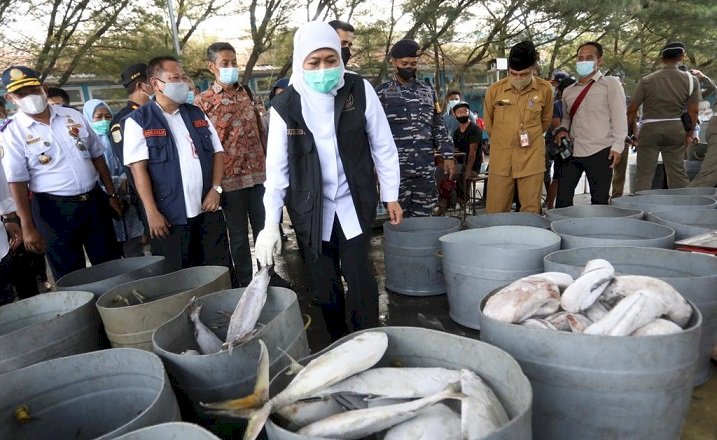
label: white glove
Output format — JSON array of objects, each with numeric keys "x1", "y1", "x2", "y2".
[{"x1": 255, "y1": 221, "x2": 281, "y2": 267}]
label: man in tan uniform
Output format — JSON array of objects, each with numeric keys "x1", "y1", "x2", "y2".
[
  {"x1": 689, "y1": 106, "x2": 717, "y2": 187},
  {"x1": 484, "y1": 41, "x2": 553, "y2": 213},
  {"x1": 627, "y1": 41, "x2": 701, "y2": 192}
]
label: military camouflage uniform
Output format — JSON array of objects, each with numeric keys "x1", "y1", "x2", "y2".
[{"x1": 376, "y1": 78, "x2": 454, "y2": 217}]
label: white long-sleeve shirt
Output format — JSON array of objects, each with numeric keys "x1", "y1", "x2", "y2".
[
  {"x1": 264, "y1": 79, "x2": 400, "y2": 241},
  {"x1": 0, "y1": 159, "x2": 17, "y2": 260}
]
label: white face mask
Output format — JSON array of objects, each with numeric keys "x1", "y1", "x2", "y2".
[
  {"x1": 160, "y1": 81, "x2": 189, "y2": 104},
  {"x1": 16, "y1": 91, "x2": 48, "y2": 115}
]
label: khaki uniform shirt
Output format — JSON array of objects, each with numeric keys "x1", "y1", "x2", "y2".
[
  {"x1": 631, "y1": 65, "x2": 701, "y2": 120},
  {"x1": 484, "y1": 76, "x2": 553, "y2": 178}
]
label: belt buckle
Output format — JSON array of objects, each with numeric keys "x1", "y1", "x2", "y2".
[{"x1": 78, "y1": 194, "x2": 89, "y2": 202}]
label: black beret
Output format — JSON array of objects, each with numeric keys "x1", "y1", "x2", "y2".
[
  {"x1": 390, "y1": 39, "x2": 421, "y2": 59},
  {"x1": 121, "y1": 63, "x2": 148, "y2": 88},
  {"x1": 508, "y1": 41, "x2": 537, "y2": 71},
  {"x1": 661, "y1": 41, "x2": 686, "y2": 57}
]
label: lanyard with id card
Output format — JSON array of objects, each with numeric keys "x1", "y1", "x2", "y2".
[{"x1": 513, "y1": 89, "x2": 533, "y2": 148}]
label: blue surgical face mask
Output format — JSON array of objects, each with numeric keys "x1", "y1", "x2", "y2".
[
  {"x1": 576, "y1": 61, "x2": 596, "y2": 77},
  {"x1": 303, "y1": 67, "x2": 342, "y2": 94},
  {"x1": 448, "y1": 99, "x2": 460, "y2": 110},
  {"x1": 186, "y1": 90, "x2": 195, "y2": 105},
  {"x1": 218, "y1": 67, "x2": 239, "y2": 85}
]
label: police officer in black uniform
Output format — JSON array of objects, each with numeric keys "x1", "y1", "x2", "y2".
[{"x1": 110, "y1": 64, "x2": 153, "y2": 243}]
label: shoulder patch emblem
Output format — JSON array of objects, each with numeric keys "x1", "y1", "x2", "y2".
[
  {"x1": 343, "y1": 93, "x2": 355, "y2": 111},
  {"x1": 111, "y1": 124, "x2": 122, "y2": 143}
]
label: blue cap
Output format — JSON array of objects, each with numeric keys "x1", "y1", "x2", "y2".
[
  {"x1": 2, "y1": 65, "x2": 42, "y2": 93},
  {"x1": 390, "y1": 40, "x2": 421, "y2": 59},
  {"x1": 272, "y1": 78, "x2": 290, "y2": 90}
]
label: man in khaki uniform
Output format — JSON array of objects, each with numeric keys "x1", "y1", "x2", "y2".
[
  {"x1": 484, "y1": 41, "x2": 553, "y2": 213},
  {"x1": 627, "y1": 41, "x2": 700, "y2": 192}
]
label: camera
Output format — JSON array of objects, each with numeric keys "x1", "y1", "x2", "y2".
[{"x1": 549, "y1": 136, "x2": 573, "y2": 160}]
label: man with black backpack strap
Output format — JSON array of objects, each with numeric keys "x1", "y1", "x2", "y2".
[{"x1": 554, "y1": 41, "x2": 627, "y2": 208}]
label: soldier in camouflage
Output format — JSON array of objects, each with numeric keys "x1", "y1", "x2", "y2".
[{"x1": 376, "y1": 39, "x2": 455, "y2": 217}]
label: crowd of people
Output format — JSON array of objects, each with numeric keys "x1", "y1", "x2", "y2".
[{"x1": 1, "y1": 20, "x2": 716, "y2": 339}]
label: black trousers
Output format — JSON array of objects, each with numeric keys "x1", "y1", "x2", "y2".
[
  {"x1": 556, "y1": 147, "x2": 613, "y2": 208},
  {"x1": 305, "y1": 216, "x2": 378, "y2": 341},
  {"x1": 32, "y1": 186, "x2": 121, "y2": 280},
  {"x1": 150, "y1": 210, "x2": 232, "y2": 272}
]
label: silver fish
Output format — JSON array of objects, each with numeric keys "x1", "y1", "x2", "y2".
[
  {"x1": 566, "y1": 313, "x2": 592, "y2": 333},
  {"x1": 600, "y1": 275, "x2": 691, "y2": 327},
  {"x1": 484, "y1": 278, "x2": 560, "y2": 323},
  {"x1": 297, "y1": 383, "x2": 461, "y2": 439},
  {"x1": 631, "y1": 318, "x2": 683, "y2": 336},
  {"x1": 310, "y1": 367, "x2": 461, "y2": 400},
  {"x1": 546, "y1": 311, "x2": 572, "y2": 331},
  {"x1": 524, "y1": 272, "x2": 574, "y2": 289},
  {"x1": 203, "y1": 331, "x2": 388, "y2": 440},
  {"x1": 275, "y1": 398, "x2": 345, "y2": 429},
  {"x1": 131, "y1": 289, "x2": 147, "y2": 304},
  {"x1": 188, "y1": 298, "x2": 223, "y2": 355},
  {"x1": 560, "y1": 259, "x2": 614, "y2": 312},
  {"x1": 585, "y1": 290, "x2": 669, "y2": 336},
  {"x1": 460, "y1": 369, "x2": 509, "y2": 439},
  {"x1": 521, "y1": 318, "x2": 558, "y2": 330},
  {"x1": 225, "y1": 266, "x2": 271, "y2": 350},
  {"x1": 383, "y1": 403, "x2": 460, "y2": 440},
  {"x1": 585, "y1": 301, "x2": 610, "y2": 322}
]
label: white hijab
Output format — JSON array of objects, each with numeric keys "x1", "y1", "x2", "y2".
[{"x1": 289, "y1": 21, "x2": 346, "y2": 137}]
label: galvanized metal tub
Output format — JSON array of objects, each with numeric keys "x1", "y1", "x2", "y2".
[
  {"x1": 383, "y1": 217, "x2": 461, "y2": 296},
  {"x1": 550, "y1": 217, "x2": 675, "y2": 249},
  {"x1": 56, "y1": 256, "x2": 169, "y2": 297},
  {"x1": 97, "y1": 266, "x2": 231, "y2": 351},
  {"x1": 440, "y1": 226, "x2": 561, "y2": 329},
  {"x1": 265, "y1": 326, "x2": 533, "y2": 440},
  {"x1": 114, "y1": 422, "x2": 220, "y2": 440},
  {"x1": 636, "y1": 187, "x2": 717, "y2": 198},
  {"x1": 545, "y1": 205, "x2": 644, "y2": 221},
  {"x1": 0, "y1": 348, "x2": 180, "y2": 440},
  {"x1": 152, "y1": 286, "x2": 310, "y2": 404},
  {"x1": 480, "y1": 291, "x2": 701, "y2": 440},
  {"x1": 611, "y1": 195, "x2": 717, "y2": 218},
  {"x1": 646, "y1": 209, "x2": 717, "y2": 241},
  {"x1": 544, "y1": 246, "x2": 717, "y2": 386},
  {"x1": 0, "y1": 291, "x2": 101, "y2": 374},
  {"x1": 466, "y1": 212, "x2": 551, "y2": 229}
]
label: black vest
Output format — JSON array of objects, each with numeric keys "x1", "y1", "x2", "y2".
[
  {"x1": 128, "y1": 102, "x2": 215, "y2": 225},
  {"x1": 271, "y1": 73, "x2": 378, "y2": 258}
]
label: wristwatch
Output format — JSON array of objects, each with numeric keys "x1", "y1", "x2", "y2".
[
  {"x1": 2, "y1": 215, "x2": 19, "y2": 224},
  {"x1": 212, "y1": 185, "x2": 223, "y2": 194}
]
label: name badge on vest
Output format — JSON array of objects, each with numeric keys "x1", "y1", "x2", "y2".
[
  {"x1": 287, "y1": 128, "x2": 305, "y2": 136},
  {"x1": 193, "y1": 119, "x2": 209, "y2": 128},
  {"x1": 143, "y1": 129, "x2": 167, "y2": 137}
]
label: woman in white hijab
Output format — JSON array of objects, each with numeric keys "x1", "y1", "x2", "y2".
[{"x1": 255, "y1": 21, "x2": 402, "y2": 340}]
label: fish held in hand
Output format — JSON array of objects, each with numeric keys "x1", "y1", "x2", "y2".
[
  {"x1": 560, "y1": 259, "x2": 614, "y2": 313},
  {"x1": 224, "y1": 266, "x2": 271, "y2": 351},
  {"x1": 188, "y1": 297, "x2": 223, "y2": 355},
  {"x1": 484, "y1": 278, "x2": 560, "y2": 323}
]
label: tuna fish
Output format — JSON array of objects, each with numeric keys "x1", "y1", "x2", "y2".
[
  {"x1": 224, "y1": 266, "x2": 271, "y2": 351},
  {"x1": 275, "y1": 398, "x2": 345, "y2": 429},
  {"x1": 460, "y1": 369, "x2": 509, "y2": 439},
  {"x1": 202, "y1": 331, "x2": 389, "y2": 440},
  {"x1": 297, "y1": 384, "x2": 462, "y2": 439},
  {"x1": 601, "y1": 275, "x2": 692, "y2": 327},
  {"x1": 560, "y1": 259, "x2": 615, "y2": 312},
  {"x1": 188, "y1": 297, "x2": 223, "y2": 355},
  {"x1": 383, "y1": 403, "x2": 461, "y2": 440},
  {"x1": 631, "y1": 319, "x2": 683, "y2": 336},
  {"x1": 484, "y1": 278, "x2": 561, "y2": 323},
  {"x1": 585, "y1": 291, "x2": 669, "y2": 336}
]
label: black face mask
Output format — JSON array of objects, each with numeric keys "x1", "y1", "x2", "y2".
[
  {"x1": 396, "y1": 67, "x2": 416, "y2": 81},
  {"x1": 456, "y1": 116, "x2": 469, "y2": 124},
  {"x1": 341, "y1": 47, "x2": 352, "y2": 66}
]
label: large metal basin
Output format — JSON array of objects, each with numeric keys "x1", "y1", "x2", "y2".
[
  {"x1": 113, "y1": 422, "x2": 220, "y2": 440},
  {"x1": 646, "y1": 209, "x2": 717, "y2": 241},
  {"x1": 545, "y1": 205, "x2": 643, "y2": 221},
  {"x1": 611, "y1": 195, "x2": 716, "y2": 218},
  {"x1": 56, "y1": 256, "x2": 169, "y2": 297},
  {"x1": 465, "y1": 212, "x2": 551, "y2": 229},
  {"x1": 550, "y1": 217, "x2": 675, "y2": 249}
]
